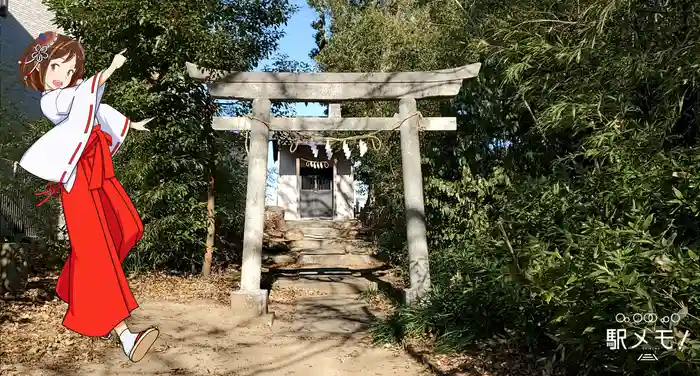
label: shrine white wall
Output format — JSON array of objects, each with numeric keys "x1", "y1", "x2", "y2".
[
  {"x1": 276, "y1": 145, "x2": 355, "y2": 220},
  {"x1": 277, "y1": 147, "x2": 299, "y2": 220},
  {"x1": 334, "y1": 159, "x2": 354, "y2": 220}
]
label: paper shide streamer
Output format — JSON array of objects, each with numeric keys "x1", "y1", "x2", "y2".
[
  {"x1": 325, "y1": 142, "x2": 333, "y2": 160},
  {"x1": 287, "y1": 138, "x2": 375, "y2": 163},
  {"x1": 342, "y1": 141, "x2": 351, "y2": 159},
  {"x1": 358, "y1": 140, "x2": 367, "y2": 157}
]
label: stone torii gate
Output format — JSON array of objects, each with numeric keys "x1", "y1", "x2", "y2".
[{"x1": 186, "y1": 62, "x2": 481, "y2": 316}]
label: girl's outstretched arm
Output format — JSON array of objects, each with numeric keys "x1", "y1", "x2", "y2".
[{"x1": 99, "y1": 49, "x2": 127, "y2": 86}]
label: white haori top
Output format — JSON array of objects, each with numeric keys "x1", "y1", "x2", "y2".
[{"x1": 20, "y1": 72, "x2": 132, "y2": 192}]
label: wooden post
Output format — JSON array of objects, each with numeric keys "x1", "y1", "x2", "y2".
[
  {"x1": 203, "y1": 109, "x2": 218, "y2": 277},
  {"x1": 399, "y1": 97, "x2": 431, "y2": 304},
  {"x1": 231, "y1": 98, "x2": 270, "y2": 316}
]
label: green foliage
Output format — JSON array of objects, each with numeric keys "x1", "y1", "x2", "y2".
[
  {"x1": 312, "y1": 0, "x2": 700, "y2": 374},
  {"x1": 43, "y1": 0, "x2": 296, "y2": 272}
]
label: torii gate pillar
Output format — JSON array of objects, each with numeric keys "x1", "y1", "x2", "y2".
[
  {"x1": 231, "y1": 98, "x2": 270, "y2": 315},
  {"x1": 399, "y1": 97, "x2": 431, "y2": 303}
]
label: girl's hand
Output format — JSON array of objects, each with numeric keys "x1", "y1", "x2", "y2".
[
  {"x1": 111, "y1": 49, "x2": 127, "y2": 70},
  {"x1": 99, "y1": 49, "x2": 127, "y2": 86},
  {"x1": 130, "y1": 117, "x2": 153, "y2": 132}
]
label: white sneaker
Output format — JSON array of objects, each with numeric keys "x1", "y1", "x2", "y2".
[{"x1": 123, "y1": 327, "x2": 160, "y2": 362}]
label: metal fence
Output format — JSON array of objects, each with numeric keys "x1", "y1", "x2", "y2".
[
  {"x1": 0, "y1": 159, "x2": 39, "y2": 241},
  {"x1": 0, "y1": 187, "x2": 38, "y2": 240}
]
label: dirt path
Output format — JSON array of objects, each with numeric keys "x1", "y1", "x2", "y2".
[{"x1": 0, "y1": 273, "x2": 430, "y2": 376}]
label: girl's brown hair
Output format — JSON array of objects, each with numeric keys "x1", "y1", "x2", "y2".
[{"x1": 18, "y1": 32, "x2": 86, "y2": 92}]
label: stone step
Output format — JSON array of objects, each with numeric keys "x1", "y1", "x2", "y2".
[
  {"x1": 264, "y1": 248, "x2": 372, "y2": 259},
  {"x1": 290, "y1": 238, "x2": 374, "y2": 250},
  {"x1": 289, "y1": 238, "x2": 344, "y2": 250},
  {"x1": 300, "y1": 228, "x2": 361, "y2": 239},
  {"x1": 263, "y1": 247, "x2": 377, "y2": 267},
  {"x1": 262, "y1": 253, "x2": 296, "y2": 265},
  {"x1": 268, "y1": 262, "x2": 385, "y2": 276},
  {"x1": 285, "y1": 220, "x2": 372, "y2": 243},
  {"x1": 286, "y1": 220, "x2": 361, "y2": 231},
  {"x1": 296, "y1": 253, "x2": 376, "y2": 267},
  {"x1": 299, "y1": 227, "x2": 336, "y2": 237},
  {"x1": 273, "y1": 275, "x2": 378, "y2": 294},
  {"x1": 297, "y1": 247, "x2": 373, "y2": 256}
]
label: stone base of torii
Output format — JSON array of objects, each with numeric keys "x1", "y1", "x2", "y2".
[{"x1": 186, "y1": 62, "x2": 481, "y2": 317}]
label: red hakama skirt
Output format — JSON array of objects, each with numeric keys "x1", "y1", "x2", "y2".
[{"x1": 42, "y1": 125, "x2": 144, "y2": 336}]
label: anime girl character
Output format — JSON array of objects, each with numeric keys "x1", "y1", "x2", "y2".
[{"x1": 17, "y1": 31, "x2": 159, "y2": 363}]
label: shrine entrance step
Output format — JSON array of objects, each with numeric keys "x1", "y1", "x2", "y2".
[
  {"x1": 272, "y1": 275, "x2": 378, "y2": 295},
  {"x1": 286, "y1": 220, "x2": 365, "y2": 240},
  {"x1": 289, "y1": 239, "x2": 374, "y2": 253},
  {"x1": 265, "y1": 220, "x2": 384, "y2": 288}
]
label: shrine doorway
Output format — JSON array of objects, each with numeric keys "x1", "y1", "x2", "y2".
[{"x1": 299, "y1": 165, "x2": 333, "y2": 219}]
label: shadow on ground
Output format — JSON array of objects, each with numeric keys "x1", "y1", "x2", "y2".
[{"x1": 1, "y1": 271, "x2": 428, "y2": 376}]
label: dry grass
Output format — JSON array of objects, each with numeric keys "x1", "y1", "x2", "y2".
[
  {"x1": 361, "y1": 289, "x2": 396, "y2": 315},
  {"x1": 0, "y1": 270, "x2": 232, "y2": 366},
  {"x1": 0, "y1": 267, "x2": 329, "y2": 368},
  {"x1": 402, "y1": 335, "x2": 543, "y2": 376},
  {"x1": 359, "y1": 274, "x2": 539, "y2": 376},
  {"x1": 401, "y1": 336, "x2": 540, "y2": 376},
  {"x1": 128, "y1": 270, "x2": 236, "y2": 304}
]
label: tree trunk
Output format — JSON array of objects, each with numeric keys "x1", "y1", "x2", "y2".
[
  {"x1": 202, "y1": 107, "x2": 218, "y2": 277},
  {"x1": 203, "y1": 175, "x2": 215, "y2": 277}
]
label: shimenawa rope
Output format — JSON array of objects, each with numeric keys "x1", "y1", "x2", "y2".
[{"x1": 239, "y1": 111, "x2": 425, "y2": 155}]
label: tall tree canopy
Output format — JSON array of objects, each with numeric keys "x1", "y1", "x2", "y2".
[
  {"x1": 309, "y1": 0, "x2": 700, "y2": 374},
  {"x1": 40, "y1": 0, "x2": 296, "y2": 272}
]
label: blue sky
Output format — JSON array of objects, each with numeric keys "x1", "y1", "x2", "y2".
[
  {"x1": 251, "y1": 0, "x2": 327, "y2": 202},
  {"x1": 255, "y1": 0, "x2": 325, "y2": 117},
  {"x1": 219, "y1": 2, "x2": 370, "y2": 205}
]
